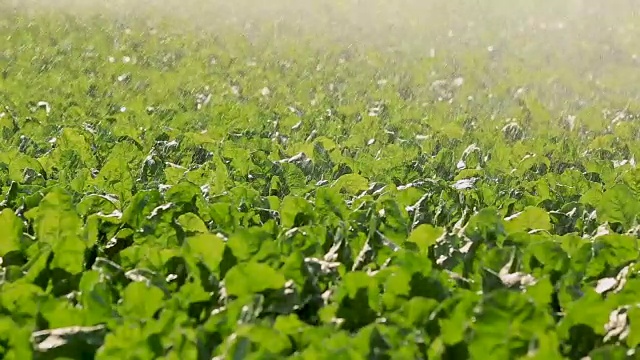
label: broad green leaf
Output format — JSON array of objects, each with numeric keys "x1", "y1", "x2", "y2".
[
  {"x1": 0, "y1": 283, "x2": 47, "y2": 322},
  {"x1": 406, "y1": 224, "x2": 443, "y2": 253},
  {"x1": 281, "y1": 162, "x2": 308, "y2": 196},
  {"x1": 0, "y1": 317, "x2": 32, "y2": 359},
  {"x1": 626, "y1": 306, "x2": 640, "y2": 348},
  {"x1": 440, "y1": 294, "x2": 477, "y2": 345},
  {"x1": 183, "y1": 233, "x2": 225, "y2": 272},
  {"x1": 58, "y1": 128, "x2": 96, "y2": 165},
  {"x1": 76, "y1": 194, "x2": 119, "y2": 217},
  {"x1": 504, "y1": 206, "x2": 551, "y2": 234},
  {"x1": 119, "y1": 282, "x2": 165, "y2": 319},
  {"x1": 331, "y1": 272, "x2": 378, "y2": 330},
  {"x1": 331, "y1": 173, "x2": 369, "y2": 195},
  {"x1": 177, "y1": 212, "x2": 208, "y2": 233},
  {"x1": 587, "y1": 345, "x2": 628, "y2": 360},
  {"x1": 8, "y1": 154, "x2": 45, "y2": 185},
  {"x1": 175, "y1": 281, "x2": 210, "y2": 305},
  {"x1": 122, "y1": 190, "x2": 162, "y2": 229},
  {"x1": 231, "y1": 325, "x2": 292, "y2": 356},
  {"x1": 587, "y1": 234, "x2": 638, "y2": 278},
  {"x1": 96, "y1": 321, "x2": 157, "y2": 359},
  {"x1": 273, "y1": 314, "x2": 309, "y2": 337},
  {"x1": 224, "y1": 262, "x2": 286, "y2": 296},
  {"x1": 79, "y1": 270, "x2": 115, "y2": 324},
  {"x1": 226, "y1": 227, "x2": 275, "y2": 262},
  {"x1": 165, "y1": 181, "x2": 201, "y2": 204},
  {"x1": 379, "y1": 267, "x2": 411, "y2": 309},
  {"x1": 280, "y1": 195, "x2": 315, "y2": 228},
  {"x1": 465, "y1": 207, "x2": 505, "y2": 243},
  {"x1": 92, "y1": 143, "x2": 138, "y2": 202},
  {"x1": 38, "y1": 297, "x2": 86, "y2": 328},
  {"x1": 470, "y1": 290, "x2": 552, "y2": 359},
  {"x1": 558, "y1": 289, "x2": 616, "y2": 338},
  {"x1": 0, "y1": 209, "x2": 23, "y2": 256},
  {"x1": 377, "y1": 198, "x2": 410, "y2": 243},
  {"x1": 315, "y1": 187, "x2": 348, "y2": 221},
  {"x1": 597, "y1": 184, "x2": 640, "y2": 230},
  {"x1": 34, "y1": 187, "x2": 86, "y2": 274},
  {"x1": 399, "y1": 297, "x2": 440, "y2": 327}
]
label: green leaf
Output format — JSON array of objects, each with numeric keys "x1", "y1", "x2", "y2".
[
  {"x1": 8, "y1": 154, "x2": 45, "y2": 185},
  {"x1": 580, "y1": 187, "x2": 603, "y2": 207},
  {"x1": 465, "y1": 207, "x2": 505, "y2": 244},
  {"x1": 470, "y1": 290, "x2": 553, "y2": 359},
  {"x1": 315, "y1": 187, "x2": 348, "y2": 221},
  {"x1": 92, "y1": 143, "x2": 137, "y2": 202},
  {"x1": 440, "y1": 294, "x2": 477, "y2": 345},
  {"x1": 597, "y1": 184, "x2": 640, "y2": 229},
  {"x1": 331, "y1": 272, "x2": 378, "y2": 330},
  {"x1": 379, "y1": 267, "x2": 411, "y2": 310},
  {"x1": 0, "y1": 208, "x2": 23, "y2": 256},
  {"x1": 587, "y1": 234, "x2": 638, "y2": 278},
  {"x1": 58, "y1": 128, "x2": 97, "y2": 166},
  {"x1": 626, "y1": 307, "x2": 640, "y2": 348},
  {"x1": 331, "y1": 173, "x2": 369, "y2": 195},
  {"x1": 119, "y1": 282, "x2": 165, "y2": 319},
  {"x1": 183, "y1": 233, "x2": 225, "y2": 272},
  {"x1": 34, "y1": 188, "x2": 86, "y2": 274},
  {"x1": 280, "y1": 195, "x2": 315, "y2": 228},
  {"x1": 122, "y1": 190, "x2": 162, "y2": 229},
  {"x1": 587, "y1": 345, "x2": 628, "y2": 360},
  {"x1": 78, "y1": 270, "x2": 115, "y2": 324},
  {"x1": 95, "y1": 321, "x2": 155, "y2": 359},
  {"x1": 399, "y1": 297, "x2": 440, "y2": 327},
  {"x1": 165, "y1": 181, "x2": 201, "y2": 204},
  {"x1": 231, "y1": 324, "x2": 292, "y2": 356},
  {"x1": 226, "y1": 227, "x2": 275, "y2": 262},
  {"x1": 0, "y1": 317, "x2": 32, "y2": 359},
  {"x1": 39, "y1": 297, "x2": 86, "y2": 328},
  {"x1": 281, "y1": 162, "x2": 308, "y2": 196},
  {"x1": 504, "y1": 206, "x2": 552, "y2": 234},
  {"x1": 406, "y1": 224, "x2": 443, "y2": 253},
  {"x1": 0, "y1": 283, "x2": 46, "y2": 319},
  {"x1": 76, "y1": 194, "x2": 119, "y2": 217},
  {"x1": 558, "y1": 289, "x2": 615, "y2": 338},
  {"x1": 177, "y1": 212, "x2": 209, "y2": 233},
  {"x1": 224, "y1": 262, "x2": 286, "y2": 296},
  {"x1": 175, "y1": 281, "x2": 210, "y2": 305},
  {"x1": 273, "y1": 314, "x2": 309, "y2": 337}
]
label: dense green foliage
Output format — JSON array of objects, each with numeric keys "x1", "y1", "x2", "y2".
[{"x1": 2, "y1": 5, "x2": 640, "y2": 359}]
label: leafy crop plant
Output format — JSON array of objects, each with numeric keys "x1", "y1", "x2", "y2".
[{"x1": 1, "y1": 0, "x2": 640, "y2": 359}]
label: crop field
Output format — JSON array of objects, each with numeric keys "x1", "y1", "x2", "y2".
[{"x1": 2, "y1": 0, "x2": 640, "y2": 358}]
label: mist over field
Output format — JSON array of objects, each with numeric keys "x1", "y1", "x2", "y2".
[
  {"x1": 5, "y1": 0, "x2": 640, "y2": 109},
  {"x1": 5, "y1": 0, "x2": 639, "y2": 62}
]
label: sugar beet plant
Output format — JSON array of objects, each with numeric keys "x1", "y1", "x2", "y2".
[{"x1": 2, "y1": 5, "x2": 640, "y2": 360}]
